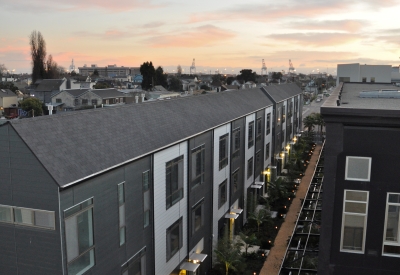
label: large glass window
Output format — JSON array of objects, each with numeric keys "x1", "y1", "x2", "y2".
[
  {"x1": 142, "y1": 170, "x2": 150, "y2": 191},
  {"x1": 0, "y1": 205, "x2": 55, "y2": 230},
  {"x1": 191, "y1": 144, "x2": 205, "y2": 189},
  {"x1": 166, "y1": 156, "x2": 184, "y2": 209},
  {"x1": 118, "y1": 183, "x2": 126, "y2": 246},
  {"x1": 232, "y1": 128, "x2": 240, "y2": 159},
  {"x1": 282, "y1": 105, "x2": 286, "y2": 123},
  {"x1": 266, "y1": 113, "x2": 271, "y2": 135},
  {"x1": 143, "y1": 170, "x2": 151, "y2": 228},
  {"x1": 247, "y1": 157, "x2": 253, "y2": 179},
  {"x1": 121, "y1": 247, "x2": 146, "y2": 275},
  {"x1": 265, "y1": 143, "x2": 270, "y2": 160},
  {"x1": 256, "y1": 117, "x2": 262, "y2": 141},
  {"x1": 218, "y1": 180, "x2": 227, "y2": 208},
  {"x1": 192, "y1": 199, "x2": 204, "y2": 235},
  {"x1": 383, "y1": 193, "x2": 400, "y2": 256},
  {"x1": 248, "y1": 121, "x2": 254, "y2": 148},
  {"x1": 232, "y1": 169, "x2": 239, "y2": 194},
  {"x1": 65, "y1": 198, "x2": 95, "y2": 275},
  {"x1": 255, "y1": 150, "x2": 261, "y2": 172},
  {"x1": 166, "y1": 218, "x2": 182, "y2": 261},
  {"x1": 219, "y1": 134, "x2": 229, "y2": 170},
  {"x1": 340, "y1": 190, "x2": 368, "y2": 253}
]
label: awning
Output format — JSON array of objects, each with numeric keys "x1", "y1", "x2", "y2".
[
  {"x1": 251, "y1": 184, "x2": 262, "y2": 189},
  {"x1": 254, "y1": 181, "x2": 264, "y2": 186},
  {"x1": 189, "y1": 252, "x2": 208, "y2": 262},
  {"x1": 225, "y1": 213, "x2": 239, "y2": 219},
  {"x1": 230, "y1": 208, "x2": 243, "y2": 214},
  {"x1": 180, "y1": 262, "x2": 200, "y2": 272}
]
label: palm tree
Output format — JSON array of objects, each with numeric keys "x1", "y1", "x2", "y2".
[
  {"x1": 268, "y1": 178, "x2": 289, "y2": 205},
  {"x1": 303, "y1": 114, "x2": 316, "y2": 133},
  {"x1": 214, "y1": 231, "x2": 244, "y2": 275},
  {"x1": 248, "y1": 207, "x2": 271, "y2": 233},
  {"x1": 238, "y1": 231, "x2": 258, "y2": 256}
]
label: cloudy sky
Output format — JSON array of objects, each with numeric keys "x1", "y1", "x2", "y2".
[{"x1": 1, "y1": 0, "x2": 400, "y2": 75}]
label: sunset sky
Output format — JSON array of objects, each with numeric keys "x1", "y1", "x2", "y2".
[{"x1": 1, "y1": 0, "x2": 400, "y2": 75}]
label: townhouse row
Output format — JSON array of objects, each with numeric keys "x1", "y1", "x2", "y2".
[{"x1": 0, "y1": 84, "x2": 302, "y2": 275}]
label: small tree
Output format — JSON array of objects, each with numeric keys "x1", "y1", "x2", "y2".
[
  {"x1": 21, "y1": 98, "x2": 43, "y2": 116},
  {"x1": 303, "y1": 114, "x2": 316, "y2": 133},
  {"x1": 92, "y1": 69, "x2": 99, "y2": 77},
  {"x1": 168, "y1": 76, "x2": 182, "y2": 91},
  {"x1": 238, "y1": 232, "x2": 257, "y2": 256},
  {"x1": 155, "y1": 66, "x2": 168, "y2": 88},
  {"x1": 140, "y1": 61, "x2": 155, "y2": 90},
  {"x1": 248, "y1": 208, "x2": 271, "y2": 234},
  {"x1": 214, "y1": 230, "x2": 244, "y2": 275}
]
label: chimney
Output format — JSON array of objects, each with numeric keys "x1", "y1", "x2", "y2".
[
  {"x1": 135, "y1": 95, "x2": 139, "y2": 103},
  {"x1": 141, "y1": 93, "x2": 145, "y2": 102}
]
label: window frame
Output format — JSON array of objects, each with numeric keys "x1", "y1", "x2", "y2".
[
  {"x1": 247, "y1": 157, "x2": 253, "y2": 179},
  {"x1": 143, "y1": 170, "x2": 151, "y2": 228},
  {"x1": 382, "y1": 193, "x2": 400, "y2": 257},
  {"x1": 266, "y1": 113, "x2": 271, "y2": 135},
  {"x1": 232, "y1": 128, "x2": 241, "y2": 159},
  {"x1": 345, "y1": 156, "x2": 372, "y2": 182},
  {"x1": 192, "y1": 199, "x2": 204, "y2": 235},
  {"x1": 265, "y1": 143, "x2": 270, "y2": 160},
  {"x1": 0, "y1": 204, "x2": 55, "y2": 230},
  {"x1": 248, "y1": 121, "x2": 254, "y2": 148},
  {"x1": 166, "y1": 217, "x2": 183, "y2": 261},
  {"x1": 219, "y1": 134, "x2": 229, "y2": 170},
  {"x1": 256, "y1": 117, "x2": 262, "y2": 141},
  {"x1": 121, "y1": 247, "x2": 146, "y2": 275},
  {"x1": 191, "y1": 144, "x2": 205, "y2": 189},
  {"x1": 118, "y1": 182, "x2": 126, "y2": 246},
  {"x1": 232, "y1": 168, "x2": 239, "y2": 195},
  {"x1": 218, "y1": 180, "x2": 227, "y2": 208},
  {"x1": 166, "y1": 155, "x2": 184, "y2": 209},
  {"x1": 340, "y1": 190, "x2": 369, "y2": 254}
]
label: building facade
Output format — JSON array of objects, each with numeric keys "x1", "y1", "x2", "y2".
[
  {"x1": 336, "y1": 63, "x2": 392, "y2": 86},
  {"x1": 319, "y1": 82, "x2": 400, "y2": 274},
  {"x1": 0, "y1": 84, "x2": 302, "y2": 275}
]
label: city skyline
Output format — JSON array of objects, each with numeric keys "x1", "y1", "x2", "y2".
[{"x1": 1, "y1": 0, "x2": 400, "y2": 75}]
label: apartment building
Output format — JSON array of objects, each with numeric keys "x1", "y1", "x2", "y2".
[
  {"x1": 0, "y1": 84, "x2": 302, "y2": 275},
  {"x1": 319, "y1": 83, "x2": 400, "y2": 274},
  {"x1": 78, "y1": 64, "x2": 140, "y2": 77}
]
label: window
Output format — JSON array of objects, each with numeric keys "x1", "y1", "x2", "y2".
[
  {"x1": 362, "y1": 77, "x2": 367, "y2": 82},
  {"x1": 232, "y1": 128, "x2": 240, "y2": 158},
  {"x1": 256, "y1": 118, "x2": 262, "y2": 141},
  {"x1": 282, "y1": 105, "x2": 286, "y2": 123},
  {"x1": 121, "y1": 247, "x2": 146, "y2": 275},
  {"x1": 166, "y1": 155, "x2": 184, "y2": 209},
  {"x1": 56, "y1": 98, "x2": 62, "y2": 103},
  {"x1": 0, "y1": 204, "x2": 55, "y2": 230},
  {"x1": 74, "y1": 98, "x2": 79, "y2": 106},
  {"x1": 340, "y1": 190, "x2": 368, "y2": 253},
  {"x1": 345, "y1": 156, "x2": 371, "y2": 181},
  {"x1": 247, "y1": 157, "x2": 253, "y2": 179},
  {"x1": 383, "y1": 193, "x2": 400, "y2": 256},
  {"x1": 265, "y1": 143, "x2": 270, "y2": 160},
  {"x1": 64, "y1": 198, "x2": 95, "y2": 275},
  {"x1": 370, "y1": 77, "x2": 375, "y2": 83},
  {"x1": 82, "y1": 99, "x2": 88, "y2": 105},
  {"x1": 288, "y1": 101, "x2": 293, "y2": 117},
  {"x1": 248, "y1": 121, "x2": 254, "y2": 148},
  {"x1": 255, "y1": 150, "x2": 261, "y2": 171},
  {"x1": 232, "y1": 169, "x2": 239, "y2": 194},
  {"x1": 118, "y1": 183, "x2": 126, "y2": 246},
  {"x1": 91, "y1": 99, "x2": 97, "y2": 106},
  {"x1": 192, "y1": 199, "x2": 204, "y2": 235},
  {"x1": 219, "y1": 134, "x2": 229, "y2": 170},
  {"x1": 191, "y1": 144, "x2": 205, "y2": 189},
  {"x1": 166, "y1": 218, "x2": 183, "y2": 261},
  {"x1": 142, "y1": 170, "x2": 150, "y2": 228},
  {"x1": 266, "y1": 113, "x2": 271, "y2": 135},
  {"x1": 218, "y1": 180, "x2": 227, "y2": 208},
  {"x1": 277, "y1": 108, "x2": 281, "y2": 126}
]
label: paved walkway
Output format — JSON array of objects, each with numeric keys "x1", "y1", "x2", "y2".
[{"x1": 259, "y1": 144, "x2": 322, "y2": 275}]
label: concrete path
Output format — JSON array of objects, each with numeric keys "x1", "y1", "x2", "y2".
[{"x1": 259, "y1": 144, "x2": 322, "y2": 275}]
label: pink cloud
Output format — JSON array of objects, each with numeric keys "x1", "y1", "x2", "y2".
[
  {"x1": 144, "y1": 25, "x2": 236, "y2": 48},
  {"x1": 265, "y1": 32, "x2": 363, "y2": 47},
  {"x1": 285, "y1": 20, "x2": 368, "y2": 33}
]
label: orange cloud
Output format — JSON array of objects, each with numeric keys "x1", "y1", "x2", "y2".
[
  {"x1": 265, "y1": 32, "x2": 363, "y2": 47},
  {"x1": 285, "y1": 20, "x2": 368, "y2": 33},
  {"x1": 144, "y1": 25, "x2": 236, "y2": 48}
]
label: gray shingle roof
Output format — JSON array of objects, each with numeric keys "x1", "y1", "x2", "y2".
[
  {"x1": 90, "y1": 88, "x2": 125, "y2": 98},
  {"x1": 0, "y1": 89, "x2": 17, "y2": 98},
  {"x1": 262, "y1": 83, "x2": 302, "y2": 103},
  {"x1": 36, "y1": 79, "x2": 65, "y2": 92},
  {"x1": 6, "y1": 86, "x2": 299, "y2": 187}
]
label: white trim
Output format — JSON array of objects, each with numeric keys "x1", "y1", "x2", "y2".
[
  {"x1": 382, "y1": 192, "x2": 400, "y2": 257},
  {"x1": 345, "y1": 156, "x2": 372, "y2": 182}
]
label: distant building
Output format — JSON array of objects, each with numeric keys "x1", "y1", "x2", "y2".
[
  {"x1": 78, "y1": 64, "x2": 140, "y2": 77},
  {"x1": 319, "y1": 82, "x2": 400, "y2": 275},
  {"x1": 336, "y1": 63, "x2": 392, "y2": 86}
]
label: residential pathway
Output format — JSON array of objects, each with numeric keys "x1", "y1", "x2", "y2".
[{"x1": 259, "y1": 144, "x2": 322, "y2": 275}]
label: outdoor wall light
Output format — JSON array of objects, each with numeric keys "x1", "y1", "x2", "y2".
[{"x1": 286, "y1": 145, "x2": 290, "y2": 151}]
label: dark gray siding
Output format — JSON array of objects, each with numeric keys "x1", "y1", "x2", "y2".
[
  {"x1": 254, "y1": 110, "x2": 265, "y2": 181},
  {"x1": 0, "y1": 124, "x2": 62, "y2": 275},
  {"x1": 59, "y1": 156, "x2": 153, "y2": 275},
  {"x1": 187, "y1": 131, "x2": 213, "y2": 274}
]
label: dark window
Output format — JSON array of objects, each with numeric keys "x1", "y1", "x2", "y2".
[
  {"x1": 218, "y1": 180, "x2": 227, "y2": 208},
  {"x1": 91, "y1": 99, "x2": 97, "y2": 105},
  {"x1": 266, "y1": 113, "x2": 271, "y2": 135},
  {"x1": 370, "y1": 77, "x2": 375, "y2": 83},
  {"x1": 232, "y1": 169, "x2": 239, "y2": 194},
  {"x1": 191, "y1": 144, "x2": 205, "y2": 189},
  {"x1": 288, "y1": 101, "x2": 293, "y2": 117},
  {"x1": 255, "y1": 150, "x2": 261, "y2": 171},
  {"x1": 118, "y1": 183, "x2": 126, "y2": 246},
  {"x1": 74, "y1": 98, "x2": 79, "y2": 106},
  {"x1": 143, "y1": 170, "x2": 150, "y2": 228},
  {"x1": 248, "y1": 121, "x2": 254, "y2": 148},
  {"x1": 82, "y1": 99, "x2": 88, "y2": 105},
  {"x1": 166, "y1": 218, "x2": 182, "y2": 261},
  {"x1": 247, "y1": 157, "x2": 253, "y2": 179},
  {"x1": 256, "y1": 117, "x2": 262, "y2": 141},
  {"x1": 265, "y1": 143, "x2": 270, "y2": 160},
  {"x1": 56, "y1": 98, "x2": 62, "y2": 103},
  {"x1": 277, "y1": 108, "x2": 281, "y2": 126},
  {"x1": 192, "y1": 200, "x2": 204, "y2": 235},
  {"x1": 362, "y1": 77, "x2": 367, "y2": 82},
  {"x1": 219, "y1": 134, "x2": 229, "y2": 170},
  {"x1": 232, "y1": 128, "x2": 240, "y2": 158},
  {"x1": 166, "y1": 156, "x2": 184, "y2": 209},
  {"x1": 142, "y1": 170, "x2": 150, "y2": 191},
  {"x1": 121, "y1": 248, "x2": 146, "y2": 275},
  {"x1": 282, "y1": 105, "x2": 286, "y2": 123}
]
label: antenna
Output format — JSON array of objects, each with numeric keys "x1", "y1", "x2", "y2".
[
  {"x1": 190, "y1": 58, "x2": 196, "y2": 75},
  {"x1": 261, "y1": 59, "x2": 267, "y2": 76}
]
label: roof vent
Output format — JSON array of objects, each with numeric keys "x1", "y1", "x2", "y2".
[{"x1": 360, "y1": 89, "x2": 400, "y2": 98}]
